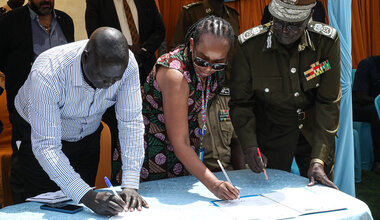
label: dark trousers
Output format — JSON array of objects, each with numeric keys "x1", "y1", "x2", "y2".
[
  {"x1": 9, "y1": 112, "x2": 26, "y2": 204},
  {"x1": 11, "y1": 111, "x2": 102, "y2": 203},
  {"x1": 353, "y1": 104, "x2": 380, "y2": 163},
  {"x1": 258, "y1": 127, "x2": 334, "y2": 179}
]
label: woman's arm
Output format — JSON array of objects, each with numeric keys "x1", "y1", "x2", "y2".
[{"x1": 156, "y1": 67, "x2": 239, "y2": 200}]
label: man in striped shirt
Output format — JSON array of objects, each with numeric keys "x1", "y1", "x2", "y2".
[{"x1": 13, "y1": 27, "x2": 147, "y2": 216}]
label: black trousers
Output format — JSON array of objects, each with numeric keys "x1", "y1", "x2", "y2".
[
  {"x1": 257, "y1": 127, "x2": 334, "y2": 179},
  {"x1": 11, "y1": 111, "x2": 102, "y2": 203},
  {"x1": 9, "y1": 112, "x2": 26, "y2": 204},
  {"x1": 353, "y1": 104, "x2": 380, "y2": 163}
]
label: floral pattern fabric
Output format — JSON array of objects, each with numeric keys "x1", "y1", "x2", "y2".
[{"x1": 141, "y1": 48, "x2": 221, "y2": 181}]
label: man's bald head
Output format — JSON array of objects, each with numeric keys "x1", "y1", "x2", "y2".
[{"x1": 82, "y1": 27, "x2": 130, "y2": 89}]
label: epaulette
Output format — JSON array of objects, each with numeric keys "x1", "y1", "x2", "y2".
[
  {"x1": 182, "y1": 1, "x2": 202, "y2": 10},
  {"x1": 226, "y1": 5, "x2": 239, "y2": 16},
  {"x1": 238, "y1": 22, "x2": 271, "y2": 45},
  {"x1": 307, "y1": 21, "x2": 338, "y2": 40}
]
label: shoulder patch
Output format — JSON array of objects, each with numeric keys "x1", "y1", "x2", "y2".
[
  {"x1": 182, "y1": 1, "x2": 202, "y2": 10},
  {"x1": 226, "y1": 5, "x2": 239, "y2": 16},
  {"x1": 307, "y1": 21, "x2": 338, "y2": 40},
  {"x1": 238, "y1": 22, "x2": 271, "y2": 45}
]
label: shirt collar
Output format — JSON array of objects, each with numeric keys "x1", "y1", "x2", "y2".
[
  {"x1": 28, "y1": 5, "x2": 57, "y2": 20},
  {"x1": 263, "y1": 26, "x2": 315, "y2": 52},
  {"x1": 202, "y1": 0, "x2": 230, "y2": 17},
  {"x1": 72, "y1": 41, "x2": 88, "y2": 87}
]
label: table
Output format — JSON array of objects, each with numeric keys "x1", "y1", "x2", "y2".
[{"x1": 0, "y1": 169, "x2": 373, "y2": 220}]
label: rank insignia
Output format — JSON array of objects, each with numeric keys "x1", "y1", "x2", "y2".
[
  {"x1": 219, "y1": 109, "x2": 230, "y2": 122},
  {"x1": 303, "y1": 60, "x2": 331, "y2": 81}
]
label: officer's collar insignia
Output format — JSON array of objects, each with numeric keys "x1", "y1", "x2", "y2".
[
  {"x1": 205, "y1": 8, "x2": 212, "y2": 13},
  {"x1": 219, "y1": 87, "x2": 230, "y2": 96},
  {"x1": 298, "y1": 30, "x2": 315, "y2": 51},
  {"x1": 266, "y1": 31, "x2": 273, "y2": 49},
  {"x1": 304, "y1": 60, "x2": 331, "y2": 81}
]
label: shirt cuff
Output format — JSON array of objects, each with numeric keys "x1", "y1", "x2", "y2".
[
  {"x1": 65, "y1": 178, "x2": 92, "y2": 204},
  {"x1": 121, "y1": 170, "x2": 140, "y2": 189}
]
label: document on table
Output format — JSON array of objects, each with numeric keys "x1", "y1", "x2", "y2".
[
  {"x1": 262, "y1": 187, "x2": 346, "y2": 215},
  {"x1": 211, "y1": 187, "x2": 347, "y2": 220},
  {"x1": 26, "y1": 190, "x2": 71, "y2": 204},
  {"x1": 109, "y1": 209, "x2": 174, "y2": 220},
  {"x1": 211, "y1": 195, "x2": 300, "y2": 220}
]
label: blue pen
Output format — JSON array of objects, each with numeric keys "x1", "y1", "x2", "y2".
[
  {"x1": 104, "y1": 176, "x2": 122, "y2": 200},
  {"x1": 104, "y1": 176, "x2": 128, "y2": 212}
]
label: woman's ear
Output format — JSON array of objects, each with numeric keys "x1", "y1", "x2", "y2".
[{"x1": 189, "y1": 38, "x2": 194, "y2": 52}]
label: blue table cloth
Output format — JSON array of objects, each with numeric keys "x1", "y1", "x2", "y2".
[{"x1": 0, "y1": 169, "x2": 373, "y2": 220}]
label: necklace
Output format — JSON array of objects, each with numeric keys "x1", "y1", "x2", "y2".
[{"x1": 43, "y1": 25, "x2": 51, "y2": 32}]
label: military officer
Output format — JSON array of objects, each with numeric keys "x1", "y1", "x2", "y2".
[
  {"x1": 170, "y1": 0, "x2": 239, "y2": 50},
  {"x1": 230, "y1": 0, "x2": 341, "y2": 189},
  {"x1": 171, "y1": 0, "x2": 245, "y2": 172}
]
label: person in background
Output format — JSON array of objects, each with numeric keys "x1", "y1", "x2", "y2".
[
  {"x1": 13, "y1": 27, "x2": 147, "y2": 216},
  {"x1": 261, "y1": 0, "x2": 326, "y2": 25},
  {"x1": 0, "y1": 0, "x2": 24, "y2": 15},
  {"x1": 171, "y1": 0, "x2": 245, "y2": 172},
  {"x1": 141, "y1": 16, "x2": 239, "y2": 200},
  {"x1": 0, "y1": 0, "x2": 25, "y2": 133},
  {"x1": 85, "y1": 0, "x2": 165, "y2": 85},
  {"x1": 0, "y1": 0, "x2": 74, "y2": 203},
  {"x1": 230, "y1": 0, "x2": 341, "y2": 189},
  {"x1": 85, "y1": 0, "x2": 165, "y2": 185},
  {"x1": 352, "y1": 55, "x2": 380, "y2": 174}
]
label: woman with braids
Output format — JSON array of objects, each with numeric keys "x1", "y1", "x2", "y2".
[{"x1": 140, "y1": 16, "x2": 239, "y2": 200}]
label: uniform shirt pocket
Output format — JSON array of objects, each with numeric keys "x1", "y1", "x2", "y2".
[{"x1": 301, "y1": 76, "x2": 321, "y2": 92}]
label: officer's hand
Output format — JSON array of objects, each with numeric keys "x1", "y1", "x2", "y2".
[
  {"x1": 80, "y1": 190, "x2": 126, "y2": 216},
  {"x1": 244, "y1": 147, "x2": 268, "y2": 173},
  {"x1": 120, "y1": 188, "x2": 149, "y2": 212},
  {"x1": 307, "y1": 162, "x2": 339, "y2": 190},
  {"x1": 210, "y1": 180, "x2": 240, "y2": 200}
]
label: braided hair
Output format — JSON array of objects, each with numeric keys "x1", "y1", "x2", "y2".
[
  {"x1": 184, "y1": 15, "x2": 235, "y2": 52},
  {"x1": 182, "y1": 15, "x2": 235, "y2": 91}
]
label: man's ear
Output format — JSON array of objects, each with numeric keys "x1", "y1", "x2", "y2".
[{"x1": 82, "y1": 50, "x2": 89, "y2": 61}]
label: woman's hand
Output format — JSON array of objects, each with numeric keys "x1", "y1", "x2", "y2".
[{"x1": 209, "y1": 180, "x2": 240, "y2": 200}]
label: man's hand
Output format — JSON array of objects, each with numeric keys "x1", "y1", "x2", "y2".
[
  {"x1": 120, "y1": 188, "x2": 149, "y2": 212},
  {"x1": 80, "y1": 190, "x2": 126, "y2": 216},
  {"x1": 244, "y1": 147, "x2": 268, "y2": 173},
  {"x1": 307, "y1": 162, "x2": 339, "y2": 190},
  {"x1": 209, "y1": 180, "x2": 240, "y2": 200}
]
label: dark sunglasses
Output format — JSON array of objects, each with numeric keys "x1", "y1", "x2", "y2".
[
  {"x1": 272, "y1": 19, "x2": 306, "y2": 33},
  {"x1": 193, "y1": 56, "x2": 228, "y2": 71}
]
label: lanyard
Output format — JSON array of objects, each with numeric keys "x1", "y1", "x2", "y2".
[
  {"x1": 196, "y1": 73, "x2": 211, "y2": 162},
  {"x1": 197, "y1": 74, "x2": 211, "y2": 138}
]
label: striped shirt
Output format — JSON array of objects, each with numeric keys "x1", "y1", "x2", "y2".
[{"x1": 14, "y1": 40, "x2": 144, "y2": 204}]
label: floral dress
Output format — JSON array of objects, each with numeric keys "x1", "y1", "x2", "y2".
[{"x1": 140, "y1": 47, "x2": 222, "y2": 181}]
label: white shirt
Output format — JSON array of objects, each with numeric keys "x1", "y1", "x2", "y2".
[
  {"x1": 15, "y1": 40, "x2": 144, "y2": 203},
  {"x1": 113, "y1": 0, "x2": 139, "y2": 45}
]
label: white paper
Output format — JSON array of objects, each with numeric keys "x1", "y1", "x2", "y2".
[
  {"x1": 262, "y1": 187, "x2": 346, "y2": 215},
  {"x1": 26, "y1": 190, "x2": 71, "y2": 204},
  {"x1": 212, "y1": 195, "x2": 300, "y2": 220},
  {"x1": 109, "y1": 209, "x2": 174, "y2": 220}
]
